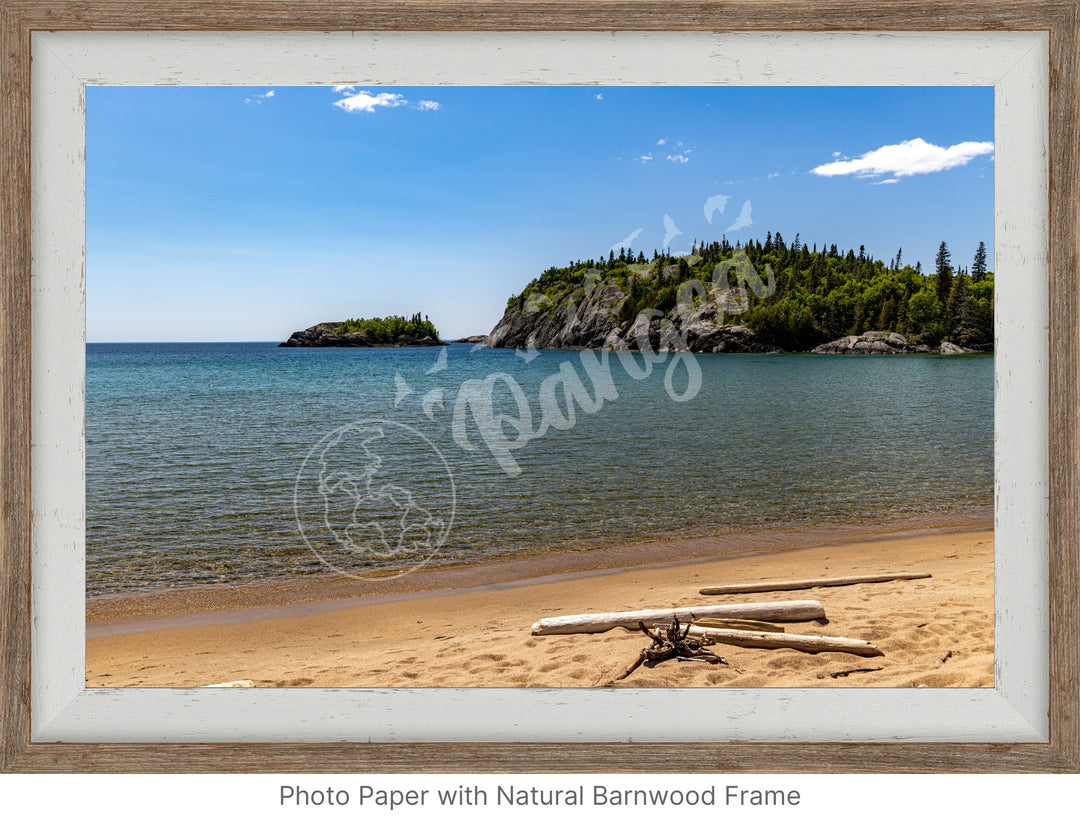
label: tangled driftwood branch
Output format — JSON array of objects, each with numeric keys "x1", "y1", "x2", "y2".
[{"x1": 617, "y1": 615, "x2": 727, "y2": 680}]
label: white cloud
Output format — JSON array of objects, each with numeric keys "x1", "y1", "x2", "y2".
[
  {"x1": 667, "y1": 152, "x2": 691, "y2": 164},
  {"x1": 243, "y1": 90, "x2": 275, "y2": 105},
  {"x1": 333, "y1": 84, "x2": 356, "y2": 92},
  {"x1": 415, "y1": 100, "x2": 441, "y2": 111},
  {"x1": 595, "y1": 93, "x2": 603, "y2": 100},
  {"x1": 636, "y1": 153, "x2": 654, "y2": 163},
  {"x1": 767, "y1": 172, "x2": 780, "y2": 180},
  {"x1": 872, "y1": 178, "x2": 901, "y2": 185},
  {"x1": 334, "y1": 91, "x2": 408, "y2": 113},
  {"x1": 810, "y1": 137, "x2": 994, "y2": 179},
  {"x1": 832, "y1": 151, "x2": 842, "y2": 158},
  {"x1": 657, "y1": 137, "x2": 668, "y2": 145}
]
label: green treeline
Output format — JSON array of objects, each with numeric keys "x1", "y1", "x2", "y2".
[
  {"x1": 508, "y1": 235, "x2": 993, "y2": 351},
  {"x1": 334, "y1": 312, "x2": 440, "y2": 341}
]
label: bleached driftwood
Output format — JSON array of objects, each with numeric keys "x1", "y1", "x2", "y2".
[
  {"x1": 684, "y1": 624, "x2": 883, "y2": 657},
  {"x1": 530, "y1": 600, "x2": 825, "y2": 635},
  {"x1": 690, "y1": 618, "x2": 785, "y2": 633},
  {"x1": 699, "y1": 572, "x2": 931, "y2": 595}
]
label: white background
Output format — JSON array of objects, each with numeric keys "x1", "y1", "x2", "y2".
[{"x1": 3, "y1": 773, "x2": 1080, "y2": 826}]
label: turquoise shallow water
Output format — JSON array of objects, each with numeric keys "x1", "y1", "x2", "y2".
[{"x1": 86, "y1": 343, "x2": 993, "y2": 596}]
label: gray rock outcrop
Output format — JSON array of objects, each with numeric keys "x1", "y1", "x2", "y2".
[{"x1": 812, "y1": 331, "x2": 977, "y2": 355}]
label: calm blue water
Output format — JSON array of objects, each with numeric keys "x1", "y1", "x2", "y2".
[{"x1": 86, "y1": 343, "x2": 993, "y2": 596}]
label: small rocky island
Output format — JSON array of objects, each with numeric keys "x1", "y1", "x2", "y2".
[{"x1": 279, "y1": 314, "x2": 445, "y2": 347}]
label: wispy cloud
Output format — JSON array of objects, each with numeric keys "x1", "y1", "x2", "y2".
[
  {"x1": 635, "y1": 153, "x2": 654, "y2": 163},
  {"x1": 657, "y1": 137, "x2": 668, "y2": 146},
  {"x1": 872, "y1": 178, "x2": 901, "y2": 185},
  {"x1": 667, "y1": 152, "x2": 691, "y2": 164},
  {"x1": 243, "y1": 90, "x2": 275, "y2": 105},
  {"x1": 415, "y1": 100, "x2": 441, "y2": 111},
  {"x1": 595, "y1": 93, "x2": 603, "y2": 100},
  {"x1": 810, "y1": 138, "x2": 994, "y2": 180},
  {"x1": 767, "y1": 172, "x2": 780, "y2": 180}
]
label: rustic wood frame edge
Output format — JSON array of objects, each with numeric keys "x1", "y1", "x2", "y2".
[{"x1": 1, "y1": 0, "x2": 1077, "y2": 774}]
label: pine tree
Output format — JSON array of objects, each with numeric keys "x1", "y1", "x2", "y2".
[
  {"x1": 947, "y1": 272, "x2": 975, "y2": 343},
  {"x1": 972, "y1": 241, "x2": 988, "y2": 280},
  {"x1": 935, "y1": 242, "x2": 953, "y2": 304}
]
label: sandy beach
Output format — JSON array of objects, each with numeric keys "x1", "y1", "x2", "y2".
[{"x1": 86, "y1": 522, "x2": 993, "y2": 688}]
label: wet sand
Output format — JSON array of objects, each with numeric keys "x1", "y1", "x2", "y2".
[{"x1": 86, "y1": 523, "x2": 993, "y2": 688}]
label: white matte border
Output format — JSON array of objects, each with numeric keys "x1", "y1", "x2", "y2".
[{"x1": 30, "y1": 30, "x2": 1049, "y2": 743}]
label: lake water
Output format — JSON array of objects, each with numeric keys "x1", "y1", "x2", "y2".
[{"x1": 86, "y1": 343, "x2": 993, "y2": 597}]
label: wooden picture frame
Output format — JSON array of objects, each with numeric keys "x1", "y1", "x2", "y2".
[{"x1": 1, "y1": 0, "x2": 1077, "y2": 773}]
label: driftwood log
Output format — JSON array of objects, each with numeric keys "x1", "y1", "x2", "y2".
[
  {"x1": 699, "y1": 572, "x2": 931, "y2": 595},
  {"x1": 690, "y1": 618, "x2": 785, "y2": 633},
  {"x1": 830, "y1": 666, "x2": 885, "y2": 678},
  {"x1": 531, "y1": 600, "x2": 825, "y2": 635},
  {"x1": 684, "y1": 624, "x2": 883, "y2": 657}
]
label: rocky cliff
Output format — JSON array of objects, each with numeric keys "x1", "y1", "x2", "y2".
[{"x1": 487, "y1": 280, "x2": 777, "y2": 354}]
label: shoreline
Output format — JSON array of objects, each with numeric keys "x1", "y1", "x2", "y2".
[
  {"x1": 87, "y1": 510, "x2": 991, "y2": 636},
  {"x1": 86, "y1": 523, "x2": 994, "y2": 688}
]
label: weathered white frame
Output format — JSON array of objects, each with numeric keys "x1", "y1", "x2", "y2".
[{"x1": 31, "y1": 30, "x2": 1047, "y2": 743}]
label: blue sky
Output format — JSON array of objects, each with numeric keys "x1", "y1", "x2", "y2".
[{"x1": 86, "y1": 86, "x2": 994, "y2": 342}]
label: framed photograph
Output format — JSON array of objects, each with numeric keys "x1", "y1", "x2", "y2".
[{"x1": 2, "y1": 1, "x2": 1077, "y2": 773}]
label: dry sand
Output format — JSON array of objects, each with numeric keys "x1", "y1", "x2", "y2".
[{"x1": 86, "y1": 524, "x2": 993, "y2": 688}]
